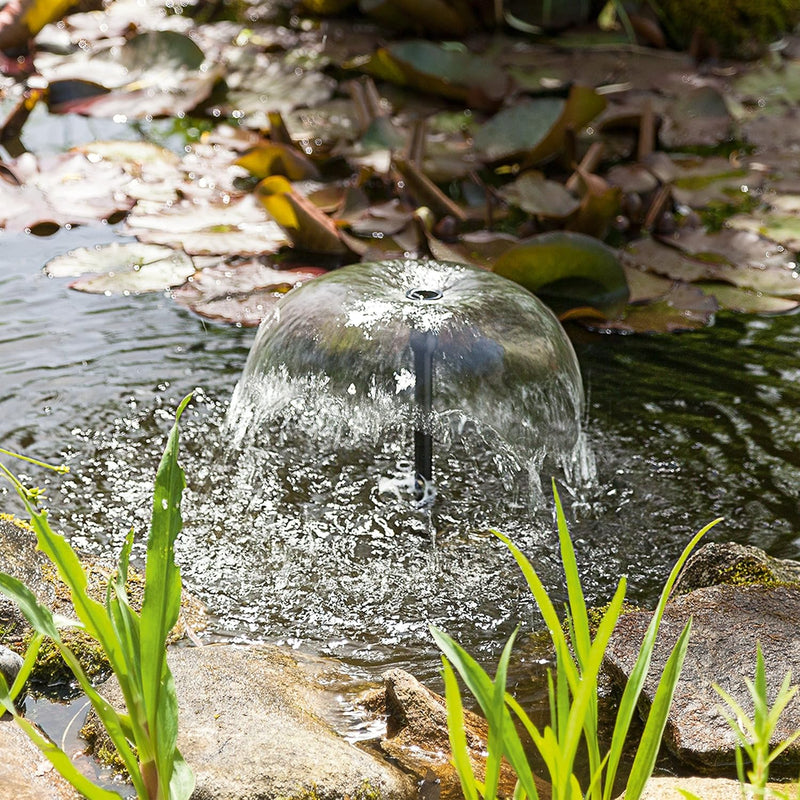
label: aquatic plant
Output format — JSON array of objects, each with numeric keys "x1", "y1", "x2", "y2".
[
  {"x1": 714, "y1": 643, "x2": 800, "y2": 800},
  {"x1": 0, "y1": 396, "x2": 194, "y2": 800},
  {"x1": 432, "y1": 482, "x2": 720, "y2": 800}
]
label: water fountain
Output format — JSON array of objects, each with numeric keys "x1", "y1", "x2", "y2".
[{"x1": 227, "y1": 258, "x2": 587, "y2": 506}]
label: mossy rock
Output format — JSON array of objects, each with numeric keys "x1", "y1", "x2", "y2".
[
  {"x1": 0, "y1": 514, "x2": 206, "y2": 695},
  {"x1": 674, "y1": 540, "x2": 800, "y2": 594},
  {"x1": 658, "y1": 0, "x2": 800, "y2": 57}
]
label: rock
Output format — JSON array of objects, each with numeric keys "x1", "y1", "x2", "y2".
[
  {"x1": 604, "y1": 583, "x2": 800, "y2": 772},
  {"x1": 376, "y1": 668, "x2": 551, "y2": 800},
  {"x1": 617, "y1": 775, "x2": 796, "y2": 800},
  {"x1": 87, "y1": 642, "x2": 416, "y2": 800},
  {"x1": 0, "y1": 717, "x2": 79, "y2": 800},
  {"x1": 0, "y1": 512, "x2": 206, "y2": 691},
  {"x1": 0, "y1": 644, "x2": 23, "y2": 689},
  {"x1": 675, "y1": 541, "x2": 800, "y2": 594}
]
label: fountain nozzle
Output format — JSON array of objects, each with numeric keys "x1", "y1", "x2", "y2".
[
  {"x1": 406, "y1": 288, "x2": 443, "y2": 302},
  {"x1": 409, "y1": 328, "x2": 437, "y2": 501}
]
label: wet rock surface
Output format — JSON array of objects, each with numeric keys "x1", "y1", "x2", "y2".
[
  {"x1": 375, "y1": 668, "x2": 551, "y2": 800},
  {"x1": 89, "y1": 642, "x2": 416, "y2": 800},
  {"x1": 618, "y1": 775, "x2": 796, "y2": 800},
  {"x1": 605, "y1": 582, "x2": 800, "y2": 772},
  {"x1": 0, "y1": 717, "x2": 79, "y2": 800},
  {"x1": 675, "y1": 540, "x2": 800, "y2": 593}
]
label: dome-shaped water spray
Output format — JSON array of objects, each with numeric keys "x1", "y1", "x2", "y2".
[{"x1": 227, "y1": 259, "x2": 585, "y2": 500}]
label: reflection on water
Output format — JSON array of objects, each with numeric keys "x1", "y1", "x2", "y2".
[{"x1": 2, "y1": 226, "x2": 800, "y2": 684}]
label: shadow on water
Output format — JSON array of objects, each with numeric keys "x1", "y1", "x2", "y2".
[{"x1": 3, "y1": 226, "x2": 800, "y2": 692}]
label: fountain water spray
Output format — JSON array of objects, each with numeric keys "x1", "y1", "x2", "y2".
[{"x1": 227, "y1": 259, "x2": 586, "y2": 507}]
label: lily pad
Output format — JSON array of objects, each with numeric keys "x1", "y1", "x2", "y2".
[
  {"x1": 624, "y1": 235, "x2": 800, "y2": 297},
  {"x1": 665, "y1": 156, "x2": 763, "y2": 209},
  {"x1": 727, "y1": 211, "x2": 800, "y2": 251},
  {"x1": 658, "y1": 86, "x2": 732, "y2": 150},
  {"x1": 498, "y1": 171, "x2": 580, "y2": 219},
  {"x1": 125, "y1": 195, "x2": 290, "y2": 256},
  {"x1": 42, "y1": 31, "x2": 222, "y2": 119},
  {"x1": 696, "y1": 283, "x2": 800, "y2": 314},
  {"x1": 255, "y1": 175, "x2": 355, "y2": 255},
  {"x1": 221, "y1": 54, "x2": 336, "y2": 128},
  {"x1": 48, "y1": 243, "x2": 195, "y2": 295},
  {"x1": 356, "y1": 40, "x2": 509, "y2": 111},
  {"x1": 492, "y1": 230, "x2": 629, "y2": 311},
  {"x1": 474, "y1": 85, "x2": 605, "y2": 164},
  {"x1": 172, "y1": 260, "x2": 323, "y2": 326},
  {"x1": 0, "y1": 151, "x2": 133, "y2": 231},
  {"x1": 595, "y1": 284, "x2": 717, "y2": 334},
  {"x1": 235, "y1": 143, "x2": 320, "y2": 181},
  {"x1": 735, "y1": 61, "x2": 800, "y2": 107}
]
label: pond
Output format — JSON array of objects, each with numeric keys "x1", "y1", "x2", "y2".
[{"x1": 3, "y1": 208, "x2": 800, "y2": 696}]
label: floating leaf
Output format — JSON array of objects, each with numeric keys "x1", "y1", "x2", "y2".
[
  {"x1": 493, "y1": 230, "x2": 628, "y2": 311},
  {"x1": 42, "y1": 31, "x2": 222, "y2": 118},
  {"x1": 235, "y1": 143, "x2": 320, "y2": 181},
  {"x1": 0, "y1": 151, "x2": 133, "y2": 231},
  {"x1": 696, "y1": 282, "x2": 799, "y2": 314},
  {"x1": 624, "y1": 235, "x2": 800, "y2": 297},
  {"x1": 172, "y1": 260, "x2": 323, "y2": 326},
  {"x1": 474, "y1": 85, "x2": 605, "y2": 164},
  {"x1": 735, "y1": 61, "x2": 800, "y2": 106},
  {"x1": 359, "y1": 0, "x2": 477, "y2": 35},
  {"x1": 728, "y1": 211, "x2": 800, "y2": 251},
  {"x1": 255, "y1": 175, "x2": 355, "y2": 254},
  {"x1": 659, "y1": 86, "x2": 732, "y2": 150},
  {"x1": 222, "y1": 55, "x2": 336, "y2": 128},
  {"x1": 665, "y1": 155, "x2": 763, "y2": 209},
  {"x1": 44, "y1": 243, "x2": 196, "y2": 295},
  {"x1": 125, "y1": 195, "x2": 290, "y2": 256},
  {"x1": 498, "y1": 171, "x2": 580, "y2": 219},
  {"x1": 593, "y1": 283, "x2": 717, "y2": 334},
  {"x1": 356, "y1": 40, "x2": 509, "y2": 111}
]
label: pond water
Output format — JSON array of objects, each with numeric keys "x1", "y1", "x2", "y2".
[{"x1": 3, "y1": 215, "x2": 800, "y2": 696}]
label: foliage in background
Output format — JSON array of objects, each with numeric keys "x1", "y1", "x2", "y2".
[
  {"x1": 0, "y1": 395, "x2": 194, "y2": 800},
  {"x1": 432, "y1": 482, "x2": 721, "y2": 800}
]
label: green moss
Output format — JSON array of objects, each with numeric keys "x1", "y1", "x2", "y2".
[
  {"x1": 279, "y1": 780, "x2": 386, "y2": 800},
  {"x1": 716, "y1": 559, "x2": 781, "y2": 587},
  {"x1": 80, "y1": 713, "x2": 130, "y2": 775},
  {"x1": 658, "y1": 0, "x2": 800, "y2": 57}
]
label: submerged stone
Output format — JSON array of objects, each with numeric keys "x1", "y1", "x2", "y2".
[{"x1": 604, "y1": 583, "x2": 800, "y2": 772}]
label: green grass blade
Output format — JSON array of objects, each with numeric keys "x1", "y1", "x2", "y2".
[
  {"x1": 603, "y1": 518, "x2": 721, "y2": 800},
  {"x1": 139, "y1": 394, "x2": 191, "y2": 796},
  {"x1": 552, "y1": 482, "x2": 590, "y2": 671},
  {"x1": 441, "y1": 657, "x2": 480, "y2": 800},
  {"x1": 0, "y1": 572, "x2": 61, "y2": 640},
  {"x1": 485, "y1": 629, "x2": 519, "y2": 799},
  {"x1": 169, "y1": 751, "x2": 196, "y2": 800},
  {"x1": 624, "y1": 619, "x2": 692, "y2": 800},
  {"x1": 9, "y1": 632, "x2": 43, "y2": 702}
]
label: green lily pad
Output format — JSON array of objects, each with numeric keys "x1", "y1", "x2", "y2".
[
  {"x1": 735, "y1": 61, "x2": 800, "y2": 106},
  {"x1": 595, "y1": 284, "x2": 717, "y2": 334},
  {"x1": 696, "y1": 283, "x2": 800, "y2": 314},
  {"x1": 665, "y1": 156, "x2": 762, "y2": 209},
  {"x1": 624, "y1": 235, "x2": 800, "y2": 297},
  {"x1": 728, "y1": 211, "x2": 800, "y2": 251},
  {"x1": 474, "y1": 85, "x2": 605, "y2": 164},
  {"x1": 492, "y1": 230, "x2": 629, "y2": 311},
  {"x1": 45, "y1": 242, "x2": 195, "y2": 294},
  {"x1": 498, "y1": 171, "x2": 580, "y2": 218},
  {"x1": 355, "y1": 40, "x2": 509, "y2": 111}
]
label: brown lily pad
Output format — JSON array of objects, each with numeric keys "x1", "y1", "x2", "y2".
[{"x1": 172, "y1": 260, "x2": 323, "y2": 326}]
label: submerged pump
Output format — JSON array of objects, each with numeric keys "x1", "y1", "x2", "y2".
[{"x1": 406, "y1": 287, "x2": 442, "y2": 499}]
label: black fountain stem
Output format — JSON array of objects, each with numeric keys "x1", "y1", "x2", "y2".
[
  {"x1": 410, "y1": 328, "x2": 436, "y2": 495},
  {"x1": 406, "y1": 287, "x2": 442, "y2": 499}
]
